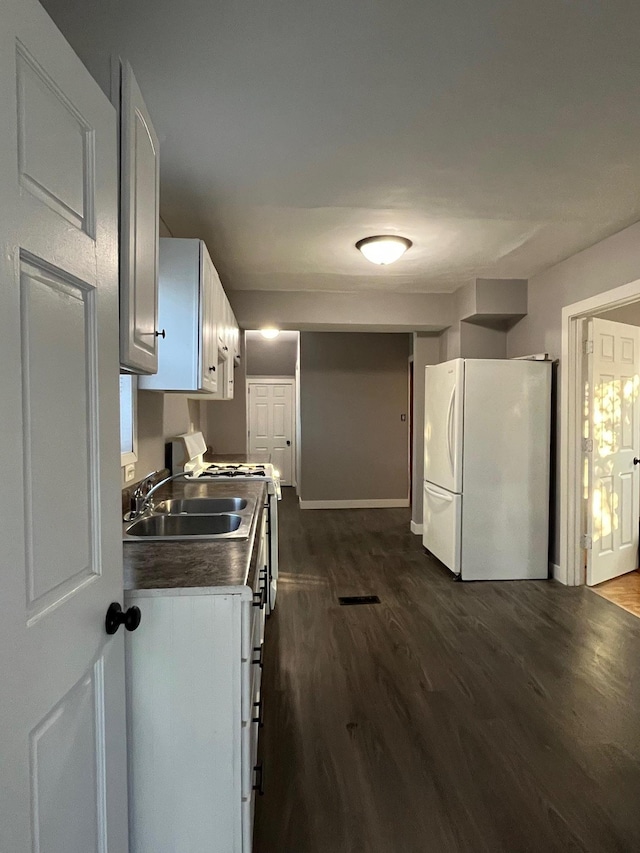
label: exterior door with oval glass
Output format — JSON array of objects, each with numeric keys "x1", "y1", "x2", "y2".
[
  {"x1": 586, "y1": 317, "x2": 640, "y2": 585},
  {"x1": 0, "y1": 1, "x2": 130, "y2": 849}
]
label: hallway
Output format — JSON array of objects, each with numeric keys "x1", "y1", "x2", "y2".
[{"x1": 254, "y1": 490, "x2": 640, "y2": 852}]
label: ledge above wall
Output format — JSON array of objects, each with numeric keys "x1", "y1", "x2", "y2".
[
  {"x1": 228, "y1": 289, "x2": 454, "y2": 332},
  {"x1": 228, "y1": 279, "x2": 528, "y2": 336}
]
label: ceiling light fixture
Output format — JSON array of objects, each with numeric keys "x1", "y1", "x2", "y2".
[
  {"x1": 260, "y1": 328, "x2": 280, "y2": 339},
  {"x1": 356, "y1": 235, "x2": 412, "y2": 265}
]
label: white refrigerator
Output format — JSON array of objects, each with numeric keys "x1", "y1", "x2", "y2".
[{"x1": 423, "y1": 358, "x2": 552, "y2": 581}]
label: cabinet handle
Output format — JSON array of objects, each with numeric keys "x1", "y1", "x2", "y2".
[
  {"x1": 253, "y1": 761, "x2": 265, "y2": 796},
  {"x1": 252, "y1": 645, "x2": 263, "y2": 668},
  {"x1": 209, "y1": 365, "x2": 216, "y2": 372},
  {"x1": 155, "y1": 329, "x2": 166, "y2": 338},
  {"x1": 252, "y1": 698, "x2": 264, "y2": 727},
  {"x1": 252, "y1": 585, "x2": 266, "y2": 609}
]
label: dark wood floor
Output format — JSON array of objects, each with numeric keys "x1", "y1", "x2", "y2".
[{"x1": 254, "y1": 490, "x2": 640, "y2": 853}]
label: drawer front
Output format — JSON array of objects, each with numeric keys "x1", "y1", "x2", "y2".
[
  {"x1": 242, "y1": 791, "x2": 256, "y2": 853},
  {"x1": 242, "y1": 641, "x2": 263, "y2": 725},
  {"x1": 241, "y1": 599, "x2": 252, "y2": 661},
  {"x1": 241, "y1": 718, "x2": 260, "y2": 800},
  {"x1": 241, "y1": 657, "x2": 251, "y2": 724},
  {"x1": 422, "y1": 481, "x2": 461, "y2": 574},
  {"x1": 252, "y1": 600, "x2": 265, "y2": 650},
  {"x1": 250, "y1": 643, "x2": 262, "y2": 705}
]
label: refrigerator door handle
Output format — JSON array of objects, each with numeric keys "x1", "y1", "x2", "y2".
[
  {"x1": 446, "y1": 385, "x2": 456, "y2": 474},
  {"x1": 424, "y1": 483, "x2": 454, "y2": 502}
]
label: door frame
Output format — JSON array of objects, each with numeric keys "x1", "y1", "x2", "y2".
[
  {"x1": 246, "y1": 376, "x2": 298, "y2": 487},
  {"x1": 561, "y1": 277, "x2": 640, "y2": 585}
]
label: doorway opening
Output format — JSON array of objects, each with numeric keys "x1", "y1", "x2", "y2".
[
  {"x1": 561, "y1": 278, "x2": 640, "y2": 618},
  {"x1": 244, "y1": 330, "x2": 300, "y2": 489}
]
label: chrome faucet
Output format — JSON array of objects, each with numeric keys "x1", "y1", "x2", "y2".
[{"x1": 126, "y1": 470, "x2": 188, "y2": 520}]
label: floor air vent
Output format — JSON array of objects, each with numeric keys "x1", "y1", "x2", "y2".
[{"x1": 338, "y1": 595, "x2": 381, "y2": 606}]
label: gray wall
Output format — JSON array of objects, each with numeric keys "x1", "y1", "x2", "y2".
[
  {"x1": 459, "y1": 322, "x2": 506, "y2": 358},
  {"x1": 507, "y1": 219, "x2": 640, "y2": 564},
  {"x1": 125, "y1": 391, "x2": 202, "y2": 486},
  {"x1": 508, "y1": 220, "x2": 640, "y2": 362},
  {"x1": 299, "y1": 333, "x2": 410, "y2": 502},
  {"x1": 595, "y1": 301, "x2": 640, "y2": 325},
  {"x1": 245, "y1": 331, "x2": 298, "y2": 376},
  {"x1": 202, "y1": 339, "x2": 248, "y2": 455},
  {"x1": 411, "y1": 334, "x2": 442, "y2": 525}
]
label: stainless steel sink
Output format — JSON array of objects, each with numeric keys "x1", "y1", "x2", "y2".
[
  {"x1": 153, "y1": 497, "x2": 248, "y2": 515},
  {"x1": 124, "y1": 512, "x2": 249, "y2": 541}
]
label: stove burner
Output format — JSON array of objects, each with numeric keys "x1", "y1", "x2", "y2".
[{"x1": 197, "y1": 465, "x2": 267, "y2": 478}]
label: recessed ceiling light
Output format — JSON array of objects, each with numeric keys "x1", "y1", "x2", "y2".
[
  {"x1": 356, "y1": 235, "x2": 412, "y2": 265},
  {"x1": 260, "y1": 328, "x2": 280, "y2": 339}
]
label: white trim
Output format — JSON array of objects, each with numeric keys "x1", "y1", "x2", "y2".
[
  {"x1": 410, "y1": 521, "x2": 423, "y2": 535},
  {"x1": 299, "y1": 498, "x2": 410, "y2": 509},
  {"x1": 295, "y1": 338, "x2": 301, "y2": 497},
  {"x1": 120, "y1": 373, "x2": 138, "y2": 466},
  {"x1": 560, "y1": 277, "x2": 640, "y2": 586},
  {"x1": 246, "y1": 375, "x2": 298, "y2": 487},
  {"x1": 549, "y1": 562, "x2": 563, "y2": 584}
]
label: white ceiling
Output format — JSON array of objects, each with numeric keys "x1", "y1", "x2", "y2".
[{"x1": 43, "y1": 0, "x2": 640, "y2": 295}]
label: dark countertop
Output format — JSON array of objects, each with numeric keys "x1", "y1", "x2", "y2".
[{"x1": 123, "y1": 479, "x2": 267, "y2": 595}]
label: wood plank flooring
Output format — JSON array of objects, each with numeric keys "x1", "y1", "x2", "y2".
[
  {"x1": 254, "y1": 490, "x2": 640, "y2": 852},
  {"x1": 592, "y1": 571, "x2": 640, "y2": 619}
]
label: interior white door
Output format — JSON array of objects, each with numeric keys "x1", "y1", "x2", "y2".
[
  {"x1": 586, "y1": 317, "x2": 640, "y2": 586},
  {"x1": 248, "y1": 381, "x2": 295, "y2": 484},
  {"x1": 0, "y1": 2, "x2": 128, "y2": 850},
  {"x1": 424, "y1": 359, "x2": 464, "y2": 493}
]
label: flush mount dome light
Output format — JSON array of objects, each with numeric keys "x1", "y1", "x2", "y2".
[
  {"x1": 356, "y1": 235, "x2": 412, "y2": 265},
  {"x1": 260, "y1": 328, "x2": 280, "y2": 339}
]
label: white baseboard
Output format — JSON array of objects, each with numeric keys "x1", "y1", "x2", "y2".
[
  {"x1": 550, "y1": 562, "x2": 567, "y2": 584},
  {"x1": 410, "y1": 521, "x2": 423, "y2": 535},
  {"x1": 299, "y1": 498, "x2": 410, "y2": 510}
]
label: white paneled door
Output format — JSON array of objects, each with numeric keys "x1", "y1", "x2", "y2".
[
  {"x1": 586, "y1": 318, "x2": 640, "y2": 586},
  {"x1": 0, "y1": 1, "x2": 128, "y2": 851},
  {"x1": 248, "y1": 380, "x2": 295, "y2": 484}
]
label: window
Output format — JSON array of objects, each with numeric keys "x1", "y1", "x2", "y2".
[{"x1": 120, "y1": 374, "x2": 138, "y2": 465}]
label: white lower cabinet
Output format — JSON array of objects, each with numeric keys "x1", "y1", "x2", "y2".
[{"x1": 125, "y1": 526, "x2": 268, "y2": 852}]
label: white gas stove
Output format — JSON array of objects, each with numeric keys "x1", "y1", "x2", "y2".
[{"x1": 193, "y1": 462, "x2": 282, "y2": 499}]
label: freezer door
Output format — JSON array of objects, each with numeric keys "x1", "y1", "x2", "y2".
[
  {"x1": 422, "y1": 481, "x2": 462, "y2": 574},
  {"x1": 424, "y1": 359, "x2": 464, "y2": 493},
  {"x1": 461, "y1": 359, "x2": 551, "y2": 580}
]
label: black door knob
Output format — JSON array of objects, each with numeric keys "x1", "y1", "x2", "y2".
[
  {"x1": 105, "y1": 602, "x2": 141, "y2": 635},
  {"x1": 634, "y1": 458, "x2": 640, "y2": 466},
  {"x1": 286, "y1": 440, "x2": 291, "y2": 446}
]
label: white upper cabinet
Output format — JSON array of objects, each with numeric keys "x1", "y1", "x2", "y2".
[
  {"x1": 117, "y1": 60, "x2": 160, "y2": 374},
  {"x1": 203, "y1": 290, "x2": 239, "y2": 401},
  {"x1": 140, "y1": 238, "x2": 239, "y2": 394}
]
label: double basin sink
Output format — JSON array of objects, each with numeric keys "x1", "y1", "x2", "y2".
[{"x1": 124, "y1": 496, "x2": 253, "y2": 542}]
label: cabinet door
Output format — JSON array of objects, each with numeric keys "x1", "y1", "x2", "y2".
[
  {"x1": 215, "y1": 271, "x2": 226, "y2": 354},
  {"x1": 118, "y1": 60, "x2": 160, "y2": 374},
  {"x1": 201, "y1": 251, "x2": 217, "y2": 393}
]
